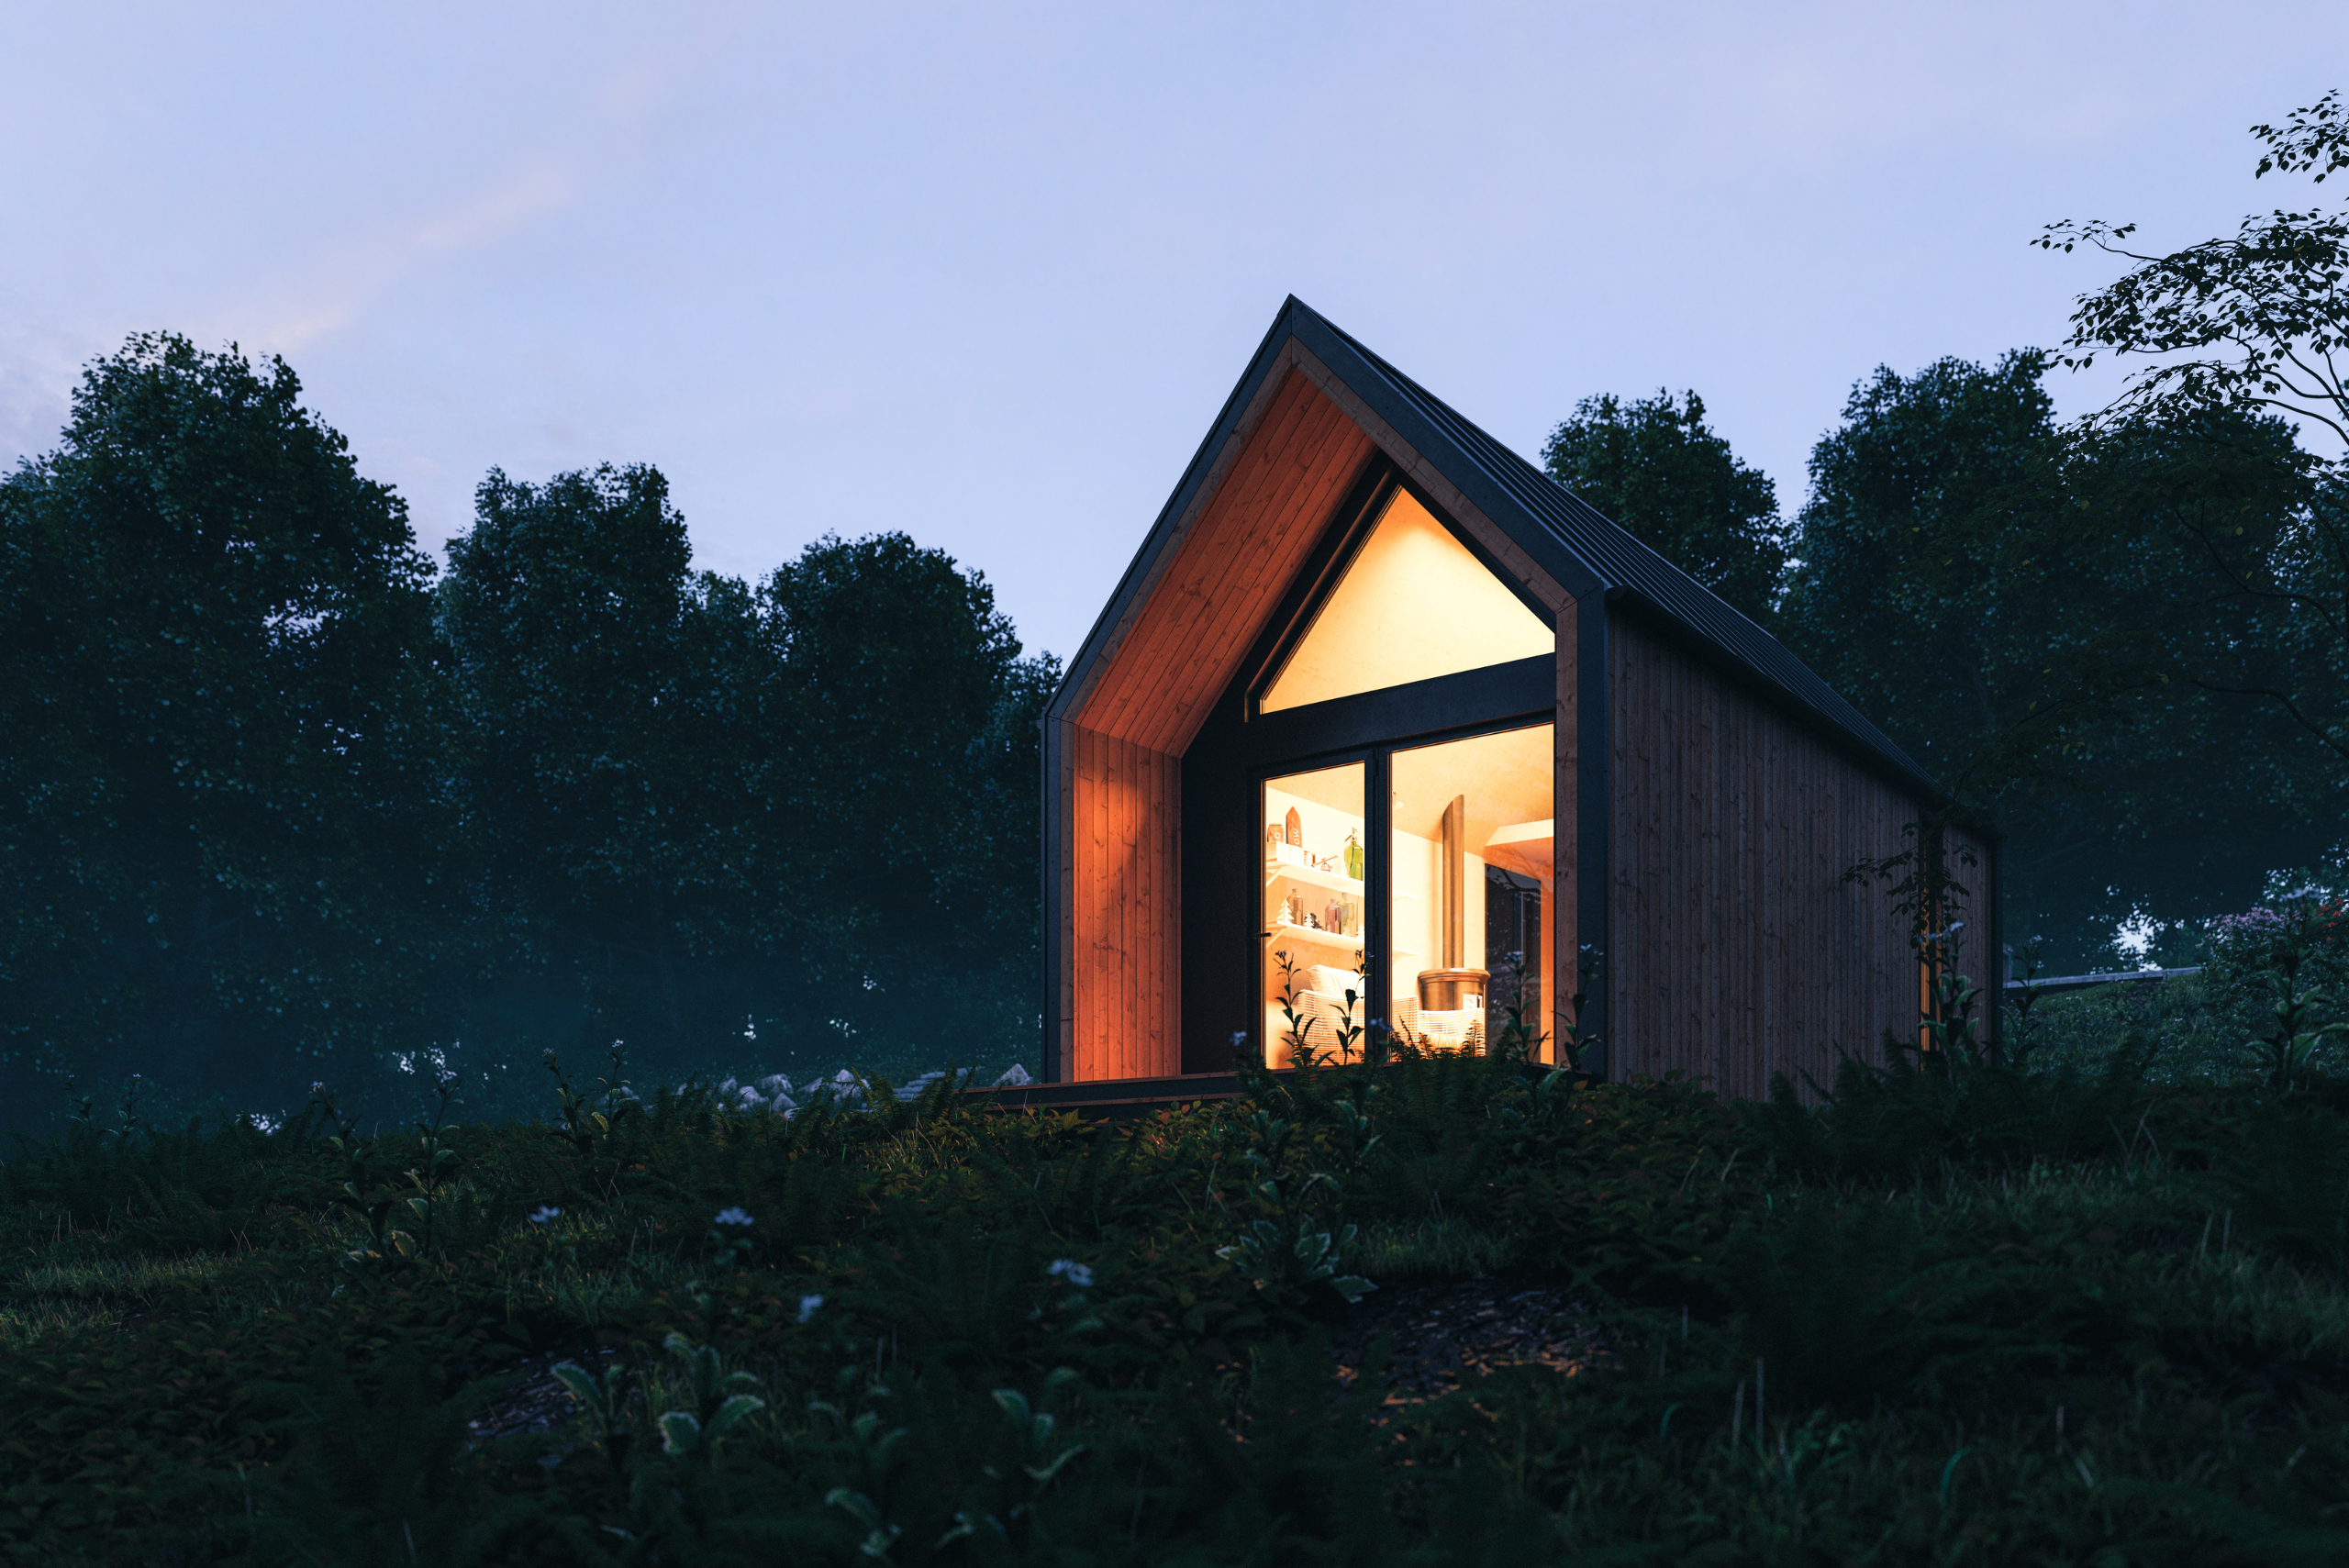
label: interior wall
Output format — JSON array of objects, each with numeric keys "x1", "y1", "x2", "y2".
[
  {"x1": 1067, "y1": 725, "x2": 1182, "y2": 1081},
  {"x1": 1604, "y1": 612, "x2": 1969, "y2": 1097}
]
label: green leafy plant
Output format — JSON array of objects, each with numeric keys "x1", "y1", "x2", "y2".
[
  {"x1": 551, "y1": 1356, "x2": 637, "y2": 1466},
  {"x1": 542, "y1": 1044, "x2": 640, "y2": 1203},
  {"x1": 1270, "y1": 949, "x2": 1330, "y2": 1068},
  {"x1": 2241, "y1": 903, "x2": 2349, "y2": 1087},
  {"x1": 1217, "y1": 1171, "x2": 1375, "y2": 1305},
  {"x1": 655, "y1": 1328, "x2": 765, "y2": 1459},
  {"x1": 312, "y1": 1072, "x2": 466, "y2": 1268}
]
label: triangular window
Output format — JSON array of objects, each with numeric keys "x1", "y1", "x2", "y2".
[{"x1": 1258, "y1": 488, "x2": 1552, "y2": 714}]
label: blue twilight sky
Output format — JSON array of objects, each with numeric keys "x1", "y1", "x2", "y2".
[{"x1": 3, "y1": 3, "x2": 2343, "y2": 663}]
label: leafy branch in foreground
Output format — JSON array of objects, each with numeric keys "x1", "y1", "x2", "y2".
[
  {"x1": 2027, "y1": 91, "x2": 2349, "y2": 852},
  {"x1": 2038, "y1": 88, "x2": 2348, "y2": 445}
]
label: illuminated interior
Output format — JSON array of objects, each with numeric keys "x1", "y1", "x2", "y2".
[
  {"x1": 1262, "y1": 761, "x2": 1366, "y2": 1068},
  {"x1": 1258, "y1": 489, "x2": 1554, "y2": 714},
  {"x1": 1388, "y1": 724, "x2": 1554, "y2": 1059}
]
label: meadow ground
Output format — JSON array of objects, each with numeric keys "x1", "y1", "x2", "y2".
[{"x1": 6, "y1": 1025, "x2": 2349, "y2": 1564}]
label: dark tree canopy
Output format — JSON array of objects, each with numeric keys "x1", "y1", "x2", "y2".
[
  {"x1": 436, "y1": 464, "x2": 760, "y2": 1034},
  {"x1": 2040, "y1": 88, "x2": 2349, "y2": 779},
  {"x1": 1778, "y1": 350, "x2": 2063, "y2": 782},
  {"x1": 1540, "y1": 389, "x2": 1786, "y2": 624},
  {"x1": 757, "y1": 531, "x2": 1030, "y2": 949},
  {"x1": 1780, "y1": 350, "x2": 2342, "y2": 971},
  {"x1": 0, "y1": 334, "x2": 455, "y2": 1089},
  {"x1": 1, "y1": 339, "x2": 1062, "y2": 1125},
  {"x1": 434, "y1": 484, "x2": 1056, "y2": 1074}
]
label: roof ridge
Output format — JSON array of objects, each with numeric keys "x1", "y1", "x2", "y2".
[{"x1": 1292, "y1": 300, "x2": 1932, "y2": 790}]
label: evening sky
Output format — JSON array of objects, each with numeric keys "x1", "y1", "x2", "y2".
[{"x1": 3, "y1": 2, "x2": 2343, "y2": 658}]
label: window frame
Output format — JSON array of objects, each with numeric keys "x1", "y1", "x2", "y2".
[
  {"x1": 1182, "y1": 457, "x2": 1564, "y2": 1073},
  {"x1": 1247, "y1": 710, "x2": 1558, "y2": 1065}
]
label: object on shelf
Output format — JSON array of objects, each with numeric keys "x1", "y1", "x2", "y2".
[
  {"x1": 1285, "y1": 807, "x2": 1301, "y2": 848},
  {"x1": 1344, "y1": 829, "x2": 1364, "y2": 882}
]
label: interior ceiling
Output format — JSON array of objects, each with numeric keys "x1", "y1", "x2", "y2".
[
  {"x1": 1264, "y1": 759, "x2": 1365, "y2": 815},
  {"x1": 1389, "y1": 722, "x2": 1554, "y2": 845}
]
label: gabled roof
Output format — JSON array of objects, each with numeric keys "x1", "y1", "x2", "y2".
[{"x1": 1053, "y1": 296, "x2": 1932, "y2": 795}]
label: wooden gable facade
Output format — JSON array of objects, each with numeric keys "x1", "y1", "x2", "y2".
[{"x1": 1042, "y1": 298, "x2": 1994, "y2": 1092}]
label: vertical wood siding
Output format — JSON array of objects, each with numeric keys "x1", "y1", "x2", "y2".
[
  {"x1": 1606, "y1": 613, "x2": 1966, "y2": 1096},
  {"x1": 1069, "y1": 725, "x2": 1183, "y2": 1081},
  {"x1": 1072, "y1": 369, "x2": 1377, "y2": 754},
  {"x1": 1552, "y1": 597, "x2": 1580, "y2": 1057},
  {"x1": 1052, "y1": 363, "x2": 1375, "y2": 1079}
]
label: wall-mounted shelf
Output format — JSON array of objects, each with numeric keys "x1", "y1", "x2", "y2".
[
  {"x1": 1263, "y1": 921, "x2": 1364, "y2": 953},
  {"x1": 1264, "y1": 858, "x2": 1364, "y2": 895}
]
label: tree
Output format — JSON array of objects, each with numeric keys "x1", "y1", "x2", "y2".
[
  {"x1": 2039, "y1": 88, "x2": 2349, "y2": 772},
  {"x1": 751, "y1": 532, "x2": 1052, "y2": 1051},
  {"x1": 1779, "y1": 350, "x2": 2065, "y2": 785},
  {"x1": 436, "y1": 465, "x2": 762, "y2": 1040},
  {"x1": 1540, "y1": 389, "x2": 1786, "y2": 623},
  {"x1": 0, "y1": 334, "x2": 454, "y2": 1106},
  {"x1": 436, "y1": 506, "x2": 1055, "y2": 1072},
  {"x1": 1779, "y1": 352, "x2": 2339, "y2": 972}
]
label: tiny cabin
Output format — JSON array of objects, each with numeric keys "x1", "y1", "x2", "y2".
[{"x1": 1041, "y1": 298, "x2": 1993, "y2": 1093}]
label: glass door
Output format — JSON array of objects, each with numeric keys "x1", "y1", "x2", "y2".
[
  {"x1": 1260, "y1": 761, "x2": 1368, "y2": 1067},
  {"x1": 1386, "y1": 723, "x2": 1555, "y2": 1060}
]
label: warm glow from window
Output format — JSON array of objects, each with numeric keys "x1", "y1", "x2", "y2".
[
  {"x1": 1262, "y1": 762, "x2": 1366, "y2": 1069},
  {"x1": 1388, "y1": 724, "x2": 1554, "y2": 1059},
  {"x1": 1258, "y1": 489, "x2": 1553, "y2": 714}
]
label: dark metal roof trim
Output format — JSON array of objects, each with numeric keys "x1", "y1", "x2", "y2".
[
  {"x1": 1046, "y1": 309, "x2": 1299, "y2": 726},
  {"x1": 1051, "y1": 296, "x2": 1936, "y2": 795},
  {"x1": 1286, "y1": 303, "x2": 1933, "y2": 792}
]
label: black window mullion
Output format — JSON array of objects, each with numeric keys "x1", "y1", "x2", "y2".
[{"x1": 1366, "y1": 746, "x2": 1391, "y2": 1041}]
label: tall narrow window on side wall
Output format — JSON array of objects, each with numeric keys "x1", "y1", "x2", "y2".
[
  {"x1": 1387, "y1": 724, "x2": 1554, "y2": 1061},
  {"x1": 1261, "y1": 761, "x2": 1366, "y2": 1068},
  {"x1": 1257, "y1": 489, "x2": 1553, "y2": 714}
]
